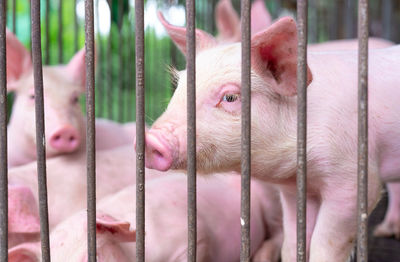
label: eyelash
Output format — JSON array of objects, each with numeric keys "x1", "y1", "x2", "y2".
[{"x1": 222, "y1": 94, "x2": 239, "y2": 103}]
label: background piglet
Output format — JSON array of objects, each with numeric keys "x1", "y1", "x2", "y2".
[
  {"x1": 9, "y1": 174, "x2": 282, "y2": 262},
  {"x1": 8, "y1": 185, "x2": 40, "y2": 248},
  {"x1": 6, "y1": 29, "x2": 135, "y2": 167},
  {"x1": 8, "y1": 145, "x2": 163, "y2": 229},
  {"x1": 143, "y1": 14, "x2": 400, "y2": 261}
]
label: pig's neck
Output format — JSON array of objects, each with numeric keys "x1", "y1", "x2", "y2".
[
  {"x1": 7, "y1": 125, "x2": 37, "y2": 167},
  {"x1": 252, "y1": 97, "x2": 298, "y2": 183}
]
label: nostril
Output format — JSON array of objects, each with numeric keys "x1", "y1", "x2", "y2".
[
  {"x1": 69, "y1": 136, "x2": 75, "y2": 142},
  {"x1": 54, "y1": 135, "x2": 61, "y2": 141}
]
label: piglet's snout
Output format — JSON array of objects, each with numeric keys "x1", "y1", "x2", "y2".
[
  {"x1": 137, "y1": 132, "x2": 173, "y2": 171},
  {"x1": 49, "y1": 126, "x2": 80, "y2": 153}
]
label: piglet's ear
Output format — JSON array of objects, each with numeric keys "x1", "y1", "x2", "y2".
[
  {"x1": 251, "y1": 17, "x2": 312, "y2": 96},
  {"x1": 8, "y1": 242, "x2": 40, "y2": 262},
  {"x1": 65, "y1": 47, "x2": 88, "y2": 89},
  {"x1": 96, "y1": 214, "x2": 136, "y2": 242},
  {"x1": 8, "y1": 185, "x2": 40, "y2": 234},
  {"x1": 215, "y1": 0, "x2": 241, "y2": 43},
  {"x1": 6, "y1": 29, "x2": 32, "y2": 91},
  {"x1": 251, "y1": 0, "x2": 272, "y2": 35},
  {"x1": 157, "y1": 12, "x2": 217, "y2": 56}
]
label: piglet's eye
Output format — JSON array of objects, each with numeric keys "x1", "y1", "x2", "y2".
[
  {"x1": 72, "y1": 96, "x2": 79, "y2": 104},
  {"x1": 222, "y1": 94, "x2": 239, "y2": 103},
  {"x1": 29, "y1": 94, "x2": 35, "y2": 100}
]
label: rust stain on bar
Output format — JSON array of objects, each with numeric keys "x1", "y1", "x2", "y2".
[
  {"x1": 296, "y1": 0, "x2": 308, "y2": 262},
  {"x1": 58, "y1": 0, "x2": 63, "y2": 63},
  {"x1": 84, "y1": 0, "x2": 97, "y2": 261},
  {"x1": 357, "y1": 0, "x2": 369, "y2": 261},
  {"x1": 45, "y1": 0, "x2": 50, "y2": 64},
  {"x1": 240, "y1": 0, "x2": 251, "y2": 261},
  {"x1": 0, "y1": 1, "x2": 8, "y2": 260},
  {"x1": 135, "y1": 0, "x2": 145, "y2": 261},
  {"x1": 186, "y1": 0, "x2": 197, "y2": 261},
  {"x1": 31, "y1": 0, "x2": 51, "y2": 260}
]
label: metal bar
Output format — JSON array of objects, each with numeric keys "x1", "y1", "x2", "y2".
[
  {"x1": 296, "y1": 0, "x2": 308, "y2": 261},
  {"x1": 85, "y1": 0, "x2": 96, "y2": 261},
  {"x1": 74, "y1": 0, "x2": 79, "y2": 53},
  {"x1": 58, "y1": 0, "x2": 63, "y2": 63},
  {"x1": 12, "y1": 0, "x2": 16, "y2": 34},
  {"x1": 82, "y1": 0, "x2": 98, "y2": 261},
  {"x1": 45, "y1": 0, "x2": 50, "y2": 64},
  {"x1": 186, "y1": 0, "x2": 197, "y2": 261},
  {"x1": 382, "y1": 0, "x2": 392, "y2": 39},
  {"x1": 357, "y1": 0, "x2": 368, "y2": 261},
  {"x1": 0, "y1": 0, "x2": 8, "y2": 260},
  {"x1": 118, "y1": 1, "x2": 123, "y2": 122},
  {"x1": 240, "y1": 0, "x2": 251, "y2": 261},
  {"x1": 31, "y1": 0, "x2": 51, "y2": 260},
  {"x1": 135, "y1": 0, "x2": 145, "y2": 261}
]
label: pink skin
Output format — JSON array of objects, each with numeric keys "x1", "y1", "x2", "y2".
[
  {"x1": 6, "y1": 29, "x2": 135, "y2": 167},
  {"x1": 143, "y1": 16, "x2": 400, "y2": 261},
  {"x1": 8, "y1": 213, "x2": 135, "y2": 262},
  {"x1": 8, "y1": 185, "x2": 40, "y2": 248},
  {"x1": 8, "y1": 145, "x2": 164, "y2": 229},
  {"x1": 13, "y1": 174, "x2": 282, "y2": 262}
]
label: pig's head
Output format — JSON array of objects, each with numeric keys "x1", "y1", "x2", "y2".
[
  {"x1": 9, "y1": 212, "x2": 136, "y2": 262},
  {"x1": 6, "y1": 29, "x2": 87, "y2": 161},
  {"x1": 8, "y1": 185, "x2": 40, "y2": 248},
  {"x1": 144, "y1": 16, "x2": 311, "y2": 175}
]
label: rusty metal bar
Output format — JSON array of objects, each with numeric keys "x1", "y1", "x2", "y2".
[
  {"x1": 382, "y1": 0, "x2": 392, "y2": 39},
  {"x1": 240, "y1": 0, "x2": 251, "y2": 261},
  {"x1": 297, "y1": 0, "x2": 308, "y2": 261},
  {"x1": 118, "y1": 1, "x2": 123, "y2": 122},
  {"x1": 45, "y1": 0, "x2": 50, "y2": 64},
  {"x1": 0, "y1": 0, "x2": 7, "y2": 260},
  {"x1": 58, "y1": 0, "x2": 63, "y2": 63},
  {"x1": 186, "y1": 0, "x2": 197, "y2": 261},
  {"x1": 31, "y1": 0, "x2": 51, "y2": 260},
  {"x1": 12, "y1": 0, "x2": 16, "y2": 34},
  {"x1": 74, "y1": 0, "x2": 79, "y2": 53},
  {"x1": 357, "y1": 0, "x2": 368, "y2": 261},
  {"x1": 135, "y1": 0, "x2": 145, "y2": 261},
  {"x1": 84, "y1": 0, "x2": 96, "y2": 261}
]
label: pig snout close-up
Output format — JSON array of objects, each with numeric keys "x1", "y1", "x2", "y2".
[{"x1": 140, "y1": 10, "x2": 400, "y2": 262}]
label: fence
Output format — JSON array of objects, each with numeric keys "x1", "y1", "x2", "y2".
[{"x1": 0, "y1": 0, "x2": 399, "y2": 261}]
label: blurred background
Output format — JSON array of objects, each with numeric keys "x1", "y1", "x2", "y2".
[{"x1": 6, "y1": 0, "x2": 400, "y2": 125}]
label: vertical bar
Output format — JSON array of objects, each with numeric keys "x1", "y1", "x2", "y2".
[
  {"x1": 297, "y1": 0, "x2": 308, "y2": 261},
  {"x1": 85, "y1": 0, "x2": 96, "y2": 261},
  {"x1": 382, "y1": 0, "x2": 391, "y2": 39},
  {"x1": 58, "y1": 0, "x2": 63, "y2": 63},
  {"x1": 186, "y1": 0, "x2": 196, "y2": 261},
  {"x1": 357, "y1": 0, "x2": 368, "y2": 261},
  {"x1": 74, "y1": 0, "x2": 79, "y2": 53},
  {"x1": 240, "y1": 0, "x2": 251, "y2": 261},
  {"x1": 31, "y1": 0, "x2": 51, "y2": 261},
  {"x1": 118, "y1": 1, "x2": 123, "y2": 122},
  {"x1": 45, "y1": 0, "x2": 50, "y2": 64},
  {"x1": 135, "y1": 0, "x2": 145, "y2": 261},
  {"x1": 12, "y1": 0, "x2": 16, "y2": 34},
  {"x1": 0, "y1": 0, "x2": 7, "y2": 260}
]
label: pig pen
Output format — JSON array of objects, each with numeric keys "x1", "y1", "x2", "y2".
[{"x1": 0, "y1": 0, "x2": 400, "y2": 261}]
